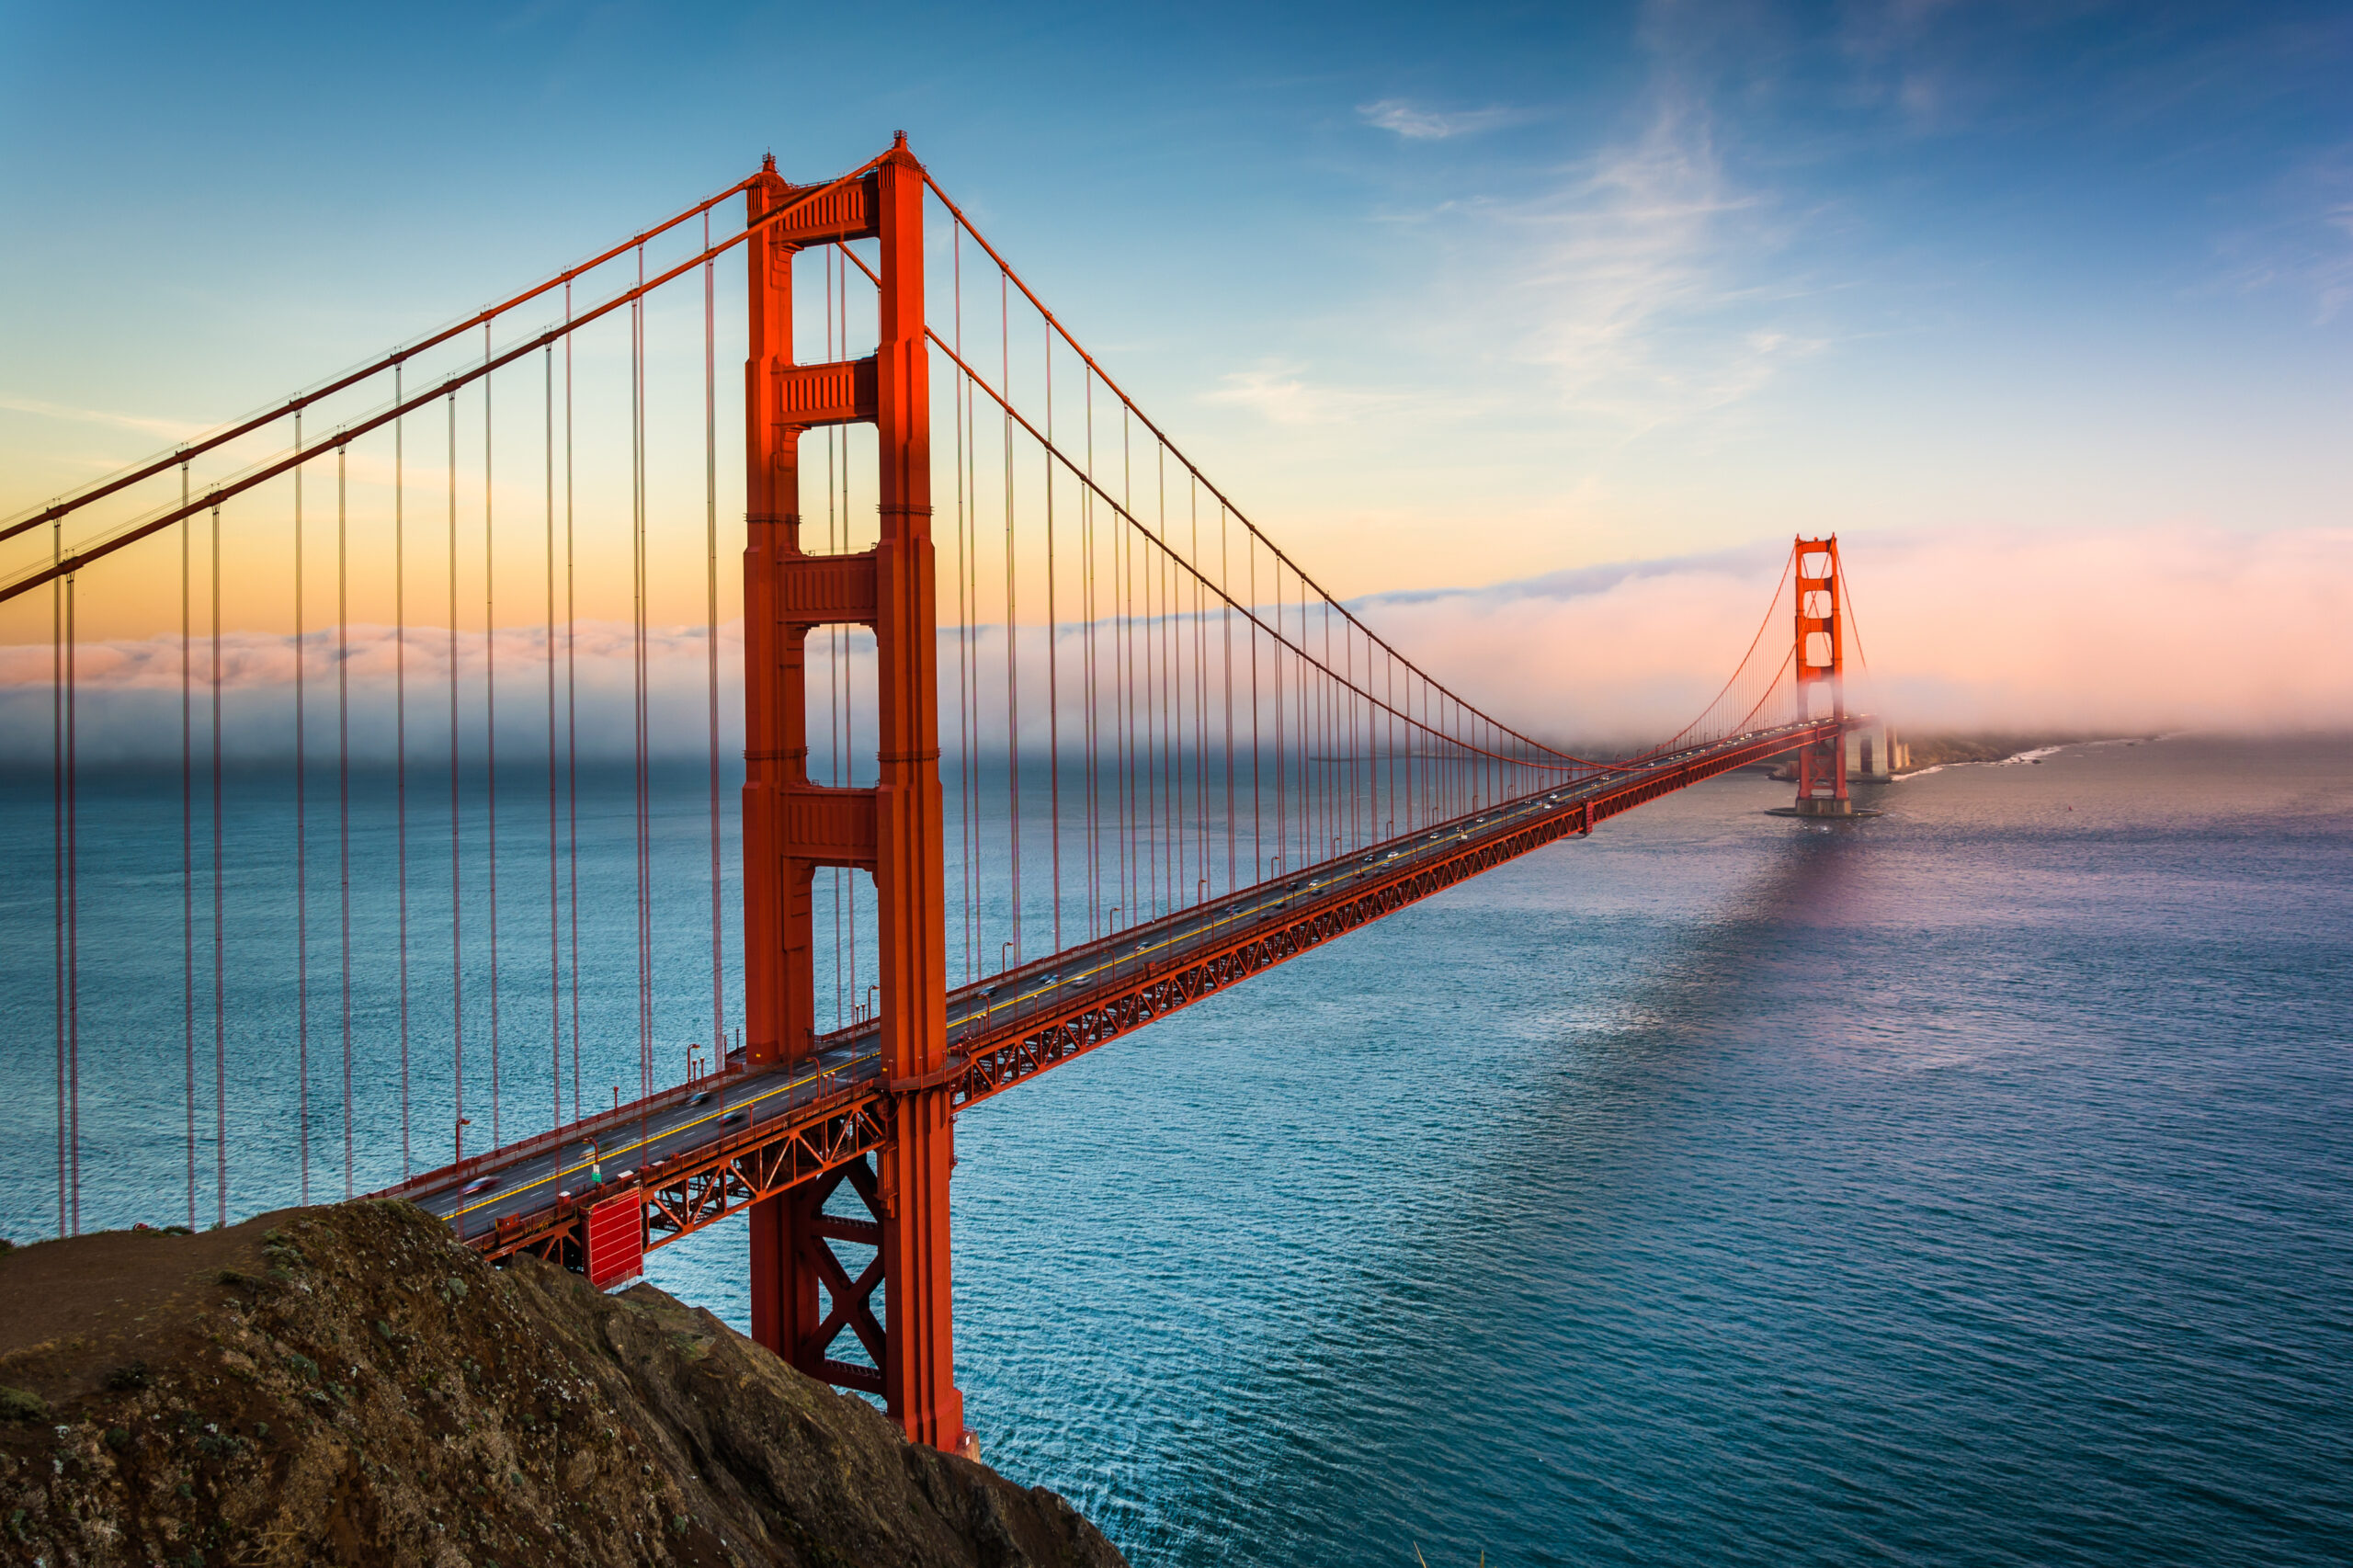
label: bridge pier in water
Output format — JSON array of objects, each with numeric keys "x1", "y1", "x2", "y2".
[
  {"x1": 739, "y1": 136, "x2": 972, "y2": 1457},
  {"x1": 1790, "y1": 534, "x2": 1855, "y2": 817}
]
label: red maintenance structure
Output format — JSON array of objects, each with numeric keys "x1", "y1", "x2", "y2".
[{"x1": 4, "y1": 135, "x2": 1876, "y2": 1461}]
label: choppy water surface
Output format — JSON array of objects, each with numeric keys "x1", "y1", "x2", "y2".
[
  {"x1": 9, "y1": 737, "x2": 2351, "y2": 1564},
  {"x1": 663, "y1": 737, "x2": 2353, "y2": 1566}
]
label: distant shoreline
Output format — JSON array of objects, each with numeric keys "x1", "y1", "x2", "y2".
[{"x1": 1895, "y1": 733, "x2": 2162, "y2": 768}]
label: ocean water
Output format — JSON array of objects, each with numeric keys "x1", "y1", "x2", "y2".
[{"x1": 7, "y1": 736, "x2": 2350, "y2": 1564}]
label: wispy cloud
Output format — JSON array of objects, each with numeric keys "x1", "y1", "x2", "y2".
[
  {"x1": 1202, "y1": 90, "x2": 1822, "y2": 450},
  {"x1": 2214, "y1": 162, "x2": 2353, "y2": 324},
  {"x1": 1358, "y1": 98, "x2": 1521, "y2": 141},
  {"x1": 0, "y1": 394, "x2": 207, "y2": 443},
  {"x1": 1460, "y1": 94, "x2": 1823, "y2": 434},
  {"x1": 1200, "y1": 363, "x2": 1405, "y2": 426}
]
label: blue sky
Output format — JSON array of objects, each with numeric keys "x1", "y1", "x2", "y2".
[{"x1": 3, "y1": 0, "x2": 2348, "y2": 606}]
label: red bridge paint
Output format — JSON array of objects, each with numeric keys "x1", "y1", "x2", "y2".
[
  {"x1": 2, "y1": 131, "x2": 1865, "y2": 1460},
  {"x1": 405, "y1": 161, "x2": 1857, "y2": 1443},
  {"x1": 585, "y1": 1194, "x2": 644, "y2": 1291}
]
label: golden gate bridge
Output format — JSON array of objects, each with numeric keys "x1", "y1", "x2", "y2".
[{"x1": 1, "y1": 136, "x2": 1865, "y2": 1460}]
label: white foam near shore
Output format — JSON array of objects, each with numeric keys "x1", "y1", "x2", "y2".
[{"x1": 1894, "y1": 744, "x2": 2067, "y2": 780}]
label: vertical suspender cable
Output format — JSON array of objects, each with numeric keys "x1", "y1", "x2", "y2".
[
  {"x1": 1302, "y1": 581, "x2": 1313, "y2": 864},
  {"x1": 838, "y1": 258, "x2": 855, "y2": 1013},
  {"x1": 448, "y1": 392, "x2": 464, "y2": 1162},
  {"x1": 1385, "y1": 653, "x2": 1393, "y2": 835},
  {"x1": 1118, "y1": 411, "x2": 1132, "y2": 926},
  {"x1": 826, "y1": 252, "x2": 843, "y2": 1026},
  {"x1": 1248, "y1": 529, "x2": 1260, "y2": 881},
  {"x1": 1310, "y1": 584, "x2": 1319, "y2": 852},
  {"x1": 1272, "y1": 557, "x2": 1284, "y2": 877},
  {"x1": 64, "y1": 563, "x2": 80, "y2": 1232},
  {"x1": 1192, "y1": 481, "x2": 1208, "y2": 899},
  {"x1": 485, "y1": 326, "x2": 502, "y2": 1146},
  {"x1": 968, "y1": 267, "x2": 984, "y2": 971},
  {"x1": 181, "y1": 465, "x2": 196, "y2": 1227},
  {"x1": 1139, "y1": 482, "x2": 1155, "y2": 916},
  {"x1": 1159, "y1": 455, "x2": 1176, "y2": 907},
  {"x1": 1082, "y1": 371, "x2": 1097, "y2": 938},
  {"x1": 52, "y1": 523, "x2": 63, "y2": 1236},
  {"x1": 1149, "y1": 493, "x2": 1162, "y2": 909},
  {"x1": 949, "y1": 236, "x2": 966, "y2": 977},
  {"x1": 1150, "y1": 455, "x2": 1165, "y2": 914},
  {"x1": 1345, "y1": 617, "x2": 1357, "y2": 850},
  {"x1": 1320, "y1": 599, "x2": 1332, "y2": 858},
  {"x1": 1195, "y1": 483, "x2": 1210, "y2": 898},
  {"x1": 705, "y1": 211, "x2": 725, "y2": 1067},
  {"x1": 294, "y1": 415, "x2": 310, "y2": 1201},
  {"x1": 395, "y1": 366, "x2": 412, "y2": 1176},
  {"x1": 564, "y1": 285, "x2": 582, "y2": 1111},
  {"x1": 1175, "y1": 477, "x2": 1188, "y2": 898},
  {"x1": 1345, "y1": 619, "x2": 1356, "y2": 850},
  {"x1": 1294, "y1": 576, "x2": 1306, "y2": 861},
  {"x1": 1293, "y1": 568, "x2": 1305, "y2": 868},
  {"x1": 1221, "y1": 499, "x2": 1234, "y2": 895},
  {"x1": 1303, "y1": 575, "x2": 1314, "y2": 862},
  {"x1": 1043, "y1": 321, "x2": 1062, "y2": 951},
  {"x1": 1154, "y1": 459, "x2": 1163, "y2": 906},
  {"x1": 1181, "y1": 481, "x2": 1193, "y2": 896},
  {"x1": 546, "y1": 346, "x2": 562, "y2": 1126},
  {"x1": 338, "y1": 445, "x2": 353, "y2": 1198},
  {"x1": 1001, "y1": 269, "x2": 1019, "y2": 966},
  {"x1": 951, "y1": 232, "x2": 975, "y2": 980},
  {"x1": 633, "y1": 244, "x2": 652, "y2": 1098},
  {"x1": 210, "y1": 508, "x2": 226, "y2": 1223},
  {"x1": 1135, "y1": 462, "x2": 1142, "y2": 914},
  {"x1": 1131, "y1": 466, "x2": 1144, "y2": 915},
  {"x1": 1175, "y1": 482, "x2": 1187, "y2": 898}
]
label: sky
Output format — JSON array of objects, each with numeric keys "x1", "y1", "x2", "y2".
[{"x1": 2, "y1": 0, "x2": 2348, "y2": 735}]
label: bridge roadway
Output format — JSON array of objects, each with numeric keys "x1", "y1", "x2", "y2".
[{"x1": 381, "y1": 716, "x2": 1845, "y2": 1265}]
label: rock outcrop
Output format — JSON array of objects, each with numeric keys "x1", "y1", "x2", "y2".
[{"x1": 0, "y1": 1201, "x2": 1123, "y2": 1568}]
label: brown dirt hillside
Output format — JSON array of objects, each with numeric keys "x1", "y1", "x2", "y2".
[{"x1": 0, "y1": 1201, "x2": 1124, "y2": 1568}]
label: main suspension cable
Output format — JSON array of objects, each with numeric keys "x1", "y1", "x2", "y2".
[
  {"x1": 2, "y1": 174, "x2": 766, "y2": 546},
  {"x1": 3, "y1": 156, "x2": 895, "y2": 607}
]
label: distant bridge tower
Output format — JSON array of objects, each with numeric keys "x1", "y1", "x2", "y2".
[
  {"x1": 740, "y1": 135, "x2": 972, "y2": 1456},
  {"x1": 1790, "y1": 535, "x2": 1851, "y2": 816}
]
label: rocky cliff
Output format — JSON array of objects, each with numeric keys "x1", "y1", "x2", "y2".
[{"x1": 0, "y1": 1201, "x2": 1123, "y2": 1568}]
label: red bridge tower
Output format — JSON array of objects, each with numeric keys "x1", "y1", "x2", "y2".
[
  {"x1": 740, "y1": 136, "x2": 972, "y2": 1456},
  {"x1": 1790, "y1": 535, "x2": 1851, "y2": 816}
]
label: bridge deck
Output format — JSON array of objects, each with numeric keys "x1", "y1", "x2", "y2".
[{"x1": 379, "y1": 718, "x2": 1843, "y2": 1268}]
